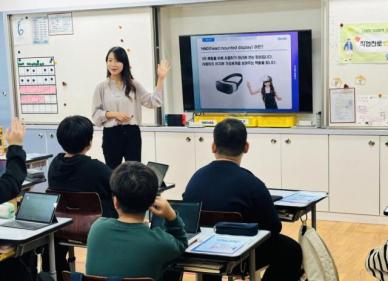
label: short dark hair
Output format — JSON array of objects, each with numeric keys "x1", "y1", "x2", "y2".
[
  {"x1": 213, "y1": 118, "x2": 247, "y2": 157},
  {"x1": 110, "y1": 162, "x2": 158, "y2": 214},
  {"x1": 57, "y1": 115, "x2": 94, "y2": 154}
]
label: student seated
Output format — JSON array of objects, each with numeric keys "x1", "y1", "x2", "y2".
[
  {"x1": 43, "y1": 115, "x2": 117, "y2": 280},
  {"x1": 366, "y1": 241, "x2": 388, "y2": 280},
  {"x1": 48, "y1": 115, "x2": 116, "y2": 217},
  {"x1": 183, "y1": 118, "x2": 302, "y2": 281},
  {"x1": 86, "y1": 161, "x2": 188, "y2": 280}
]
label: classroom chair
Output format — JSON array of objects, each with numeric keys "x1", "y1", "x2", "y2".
[
  {"x1": 62, "y1": 271, "x2": 154, "y2": 281},
  {"x1": 47, "y1": 190, "x2": 102, "y2": 271},
  {"x1": 199, "y1": 210, "x2": 243, "y2": 227}
]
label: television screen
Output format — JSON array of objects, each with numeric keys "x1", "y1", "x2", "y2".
[{"x1": 179, "y1": 30, "x2": 312, "y2": 113}]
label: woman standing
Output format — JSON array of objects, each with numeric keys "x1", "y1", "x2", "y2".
[
  {"x1": 92, "y1": 46, "x2": 170, "y2": 169},
  {"x1": 247, "y1": 75, "x2": 282, "y2": 109}
]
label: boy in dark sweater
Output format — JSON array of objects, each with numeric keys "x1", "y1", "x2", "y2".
[
  {"x1": 183, "y1": 119, "x2": 302, "y2": 281},
  {"x1": 48, "y1": 115, "x2": 116, "y2": 218},
  {"x1": 86, "y1": 162, "x2": 188, "y2": 280},
  {"x1": 43, "y1": 115, "x2": 117, "y2": 280}
]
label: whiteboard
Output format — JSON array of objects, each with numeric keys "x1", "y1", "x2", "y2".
[
  {"x1": 328, "y1": 0, "x2": 388, "y2": 127},
  {"x1": 10, "y1": 7, "x2": 157, "y2": 124}
]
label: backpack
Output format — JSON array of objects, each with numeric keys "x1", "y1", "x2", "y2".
[{"x1": 298, "y1": 224, "x2": 339, "y2": 281}]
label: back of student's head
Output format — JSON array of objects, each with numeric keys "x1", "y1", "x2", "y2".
[
  {"x1": 57, "y1": 115, "x2": 93, "y2": 154},
  {"x1": 213, "y1": 118, "x2": 247, "y2": 157},
  {"x1": 110, "y1": 162, "x2": 158, "y2": 214}
]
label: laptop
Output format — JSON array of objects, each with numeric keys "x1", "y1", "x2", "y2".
[
  {"x1": 151, "y1": 200, "x2": 202, "y2": 242},
  {"x1": 1, "y1": 192, "x2": 60, "y2": 230},
  {"x1": 146, "y1": 161, "x2": 173, "y2": 192}
]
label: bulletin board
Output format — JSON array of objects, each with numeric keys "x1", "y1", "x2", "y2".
[
  {"x1": 9, "y1": 7, "x2": 157, "y2": 124},
  {"x1": 327, "y1": 0, "x2": 388, "y2": 127}
]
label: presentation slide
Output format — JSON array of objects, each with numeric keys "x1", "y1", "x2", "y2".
[{"x1": 190, "y1": 32, "x2": 299, "y2": 112}]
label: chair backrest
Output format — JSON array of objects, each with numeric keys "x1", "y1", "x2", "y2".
[
  {"x1": 199, "y1": 210, "x2": 243, "y2": 227},
  {"x1": 62, "y1": 271, "x2": 154, "y2": 281},
  {"x1": 47, "y1": 190, "x2": 102, "y2": 244}
]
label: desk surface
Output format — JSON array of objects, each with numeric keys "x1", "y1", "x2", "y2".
[
  {"x1": 0, "y1": 217, "x2": 72, "y2": 244},
  {"x1": 269, "y1": 189, "x2": 327, "y2": 208},
  {"x1": 25, "y1": 153, "x2": 53, "y2": 164},
  {"x1": 22, "y1": 178, "x2": 47, "y2": 190},
  {"x1": 186, "y1": 227, "x2": 270, "y2": 258}
]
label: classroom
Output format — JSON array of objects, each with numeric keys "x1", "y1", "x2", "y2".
[{"x1": 0, "y1": 0, "x2": 388, "y2": 280}]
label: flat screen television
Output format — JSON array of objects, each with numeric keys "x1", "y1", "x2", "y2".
[{"x1": 179, "y1": 30, "x2": 313, "y2": 113}]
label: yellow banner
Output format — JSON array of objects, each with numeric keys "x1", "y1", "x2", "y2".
[{"x1": 340, "y1": 23, "x2": 388, "y2": 63}]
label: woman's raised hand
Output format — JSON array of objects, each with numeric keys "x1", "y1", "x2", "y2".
[{"x1": 157, "y1": 59, "x2": 171, "y2": 80}]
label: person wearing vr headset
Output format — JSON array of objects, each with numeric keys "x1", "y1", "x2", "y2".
[
  {"x1": 92, "y1": 46, "x2": 171, "y2": 169},
  {"x1": 247, "y1": 75, "x2": 282, "y2": 109}
]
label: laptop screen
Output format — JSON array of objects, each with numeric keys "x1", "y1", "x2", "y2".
[
  {"x1": 16, "y1": 192, "x2": 60, "y2": 223},
  {"x1": 146, "y1": 162, "x2": 169, "y2": 187},
  {"x1": 151, "y1": 200, "x2": 202, "y2": 233}
]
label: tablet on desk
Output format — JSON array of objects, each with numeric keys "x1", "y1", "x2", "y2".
[{"x1": 191, "y1": 234, "x2": 248, "y2": 255}]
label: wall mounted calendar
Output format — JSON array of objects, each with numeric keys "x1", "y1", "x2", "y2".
[{"x1": 17, "y1": 57, "x2": 58, "y2": 114}]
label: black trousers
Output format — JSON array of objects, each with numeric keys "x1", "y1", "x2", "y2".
[
  {"x1": 201, "y1": 234, "x2": 303, "y2": 281},
  {"x1": 102, "y1": 125, "x2": 142, "y2": 169}
]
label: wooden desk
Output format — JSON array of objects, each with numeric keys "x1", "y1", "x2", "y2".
[
  {"x1": 0, "y1": 217, "x2": 72, "y2": 281},
  {"x1": 269, "y1": 189, "x2": 327, "y2": 229},
  {"x1": 173, "y1": 228, "x2": 270, "y2": 281}
]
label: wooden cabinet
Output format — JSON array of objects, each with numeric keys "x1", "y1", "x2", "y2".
[
  {"x1": 329, "y1": 135, "x2": 379, "y2": 215},
  {"x1": 22, "y1": 127, "x2": 388, "y2": 218},
  {"x1": 24, "y1": 129, "x2": 47, "y2": 154},
  {"x1": 380, "y1": 137, "x2": 388, "y2": 215},
  {"x1": 141, "y1": 132, "x2": 156, "y2": 164},
  {"x1": 242, "y1": 134, "x2": 281, "y2": 188},
  {"x1": 194, "y1": 133, "x2": 214, "y2": 170},
  {"x1": 155, "y1": 132, "x2": 196, "y2": 200},
  {"x1": 281, "y1": 135, "x2": 328, "y2": 191},
  {"x1": 281, "y1": 134, "x2": 329, "y2": 211}
]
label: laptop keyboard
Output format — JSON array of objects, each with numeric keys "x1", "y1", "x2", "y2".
[{"x1": 1, "y1": 220, "x2": 48, "y2": 230}]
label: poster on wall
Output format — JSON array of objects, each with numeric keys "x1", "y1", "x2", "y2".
[
  {"x1": 340, "y1": 23, "x2": 388, "y2": 63},
  {"x1": 329, "y1": 88, "x2": 356, "y2": 123},
  {"x1": 48, "y1": 13, "x2": 74, "y2": 35},
  {"x1": 356, "y1": 94, "x2": 388, "y2": 126},
  {"x1": 32, "y1": 16, "x2": 49, "y2": 44},
  {"x1": 17, "y1": 57, "x2": 58, "y2": 114}
]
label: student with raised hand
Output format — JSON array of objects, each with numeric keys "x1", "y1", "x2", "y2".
[
  {"x1": 0, "y1": 118, "x2": 34, "y2": 281},
  {"x1": 0, "y1": 118, "x2": 26, "y2": 204},
  {"x1": 92, "y1": 46, "x2": 171, "y2": 169},
  {"x1": 183, "y1": 118, "x2": 302, "y2": 281},
  {"x1": 86, "y1": 162, "x2": 187, "y2": 281}
]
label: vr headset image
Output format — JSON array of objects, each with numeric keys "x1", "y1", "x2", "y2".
[{"x1": 216, "y1": 73, "x2": 243, "y2": 94}]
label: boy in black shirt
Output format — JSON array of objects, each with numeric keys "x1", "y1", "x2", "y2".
[{"x1": 184, "y1": 119, "x2": 302, "y2": 281}]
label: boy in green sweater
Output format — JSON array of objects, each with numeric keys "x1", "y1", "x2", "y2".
[{"x1": 86, "y1": 162, "x2": 188, "y2": 280}]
